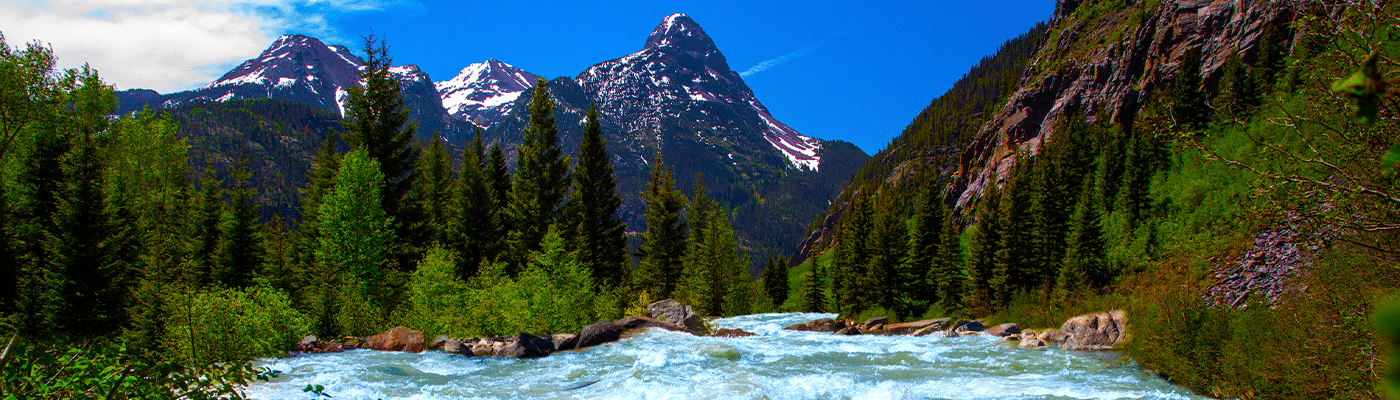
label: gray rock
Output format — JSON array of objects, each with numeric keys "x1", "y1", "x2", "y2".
[
  {"x1": 429, "y1": 334, "x2": 449, "y2": 351},
  {"x1": 863, "y1": 316, "x2": 889, "y2": 327},
  {"x1": 784, "y1": 318, "x2": 848, "y2": 332},
  {"x1": 833, "y1": 326, "x2": 861, "y2": 335},
  {"x1": 1019, "y1": 337, "x2": 1047, "y2": 348},
  {"x1": 985, "y1": 323, "x2": 1022, "y2": 337},
  {"x1": 1059, "y1": 310, "x2": 1128, "y2": 351},
  {"x1": 578, "y1": 319, "x2": 622, "y2": 348},
  {"x1": 443, "y1": 338, "x2": 471, "y2": 355},
  {"x1": 948, "y1": 320, "x2": 986, "y2": 336},
  {"x1": 498, "y1": 333, "x2": 554, "y2": 358},
  {"x1": 551, "y1": 333, "x2": 579, "y2": 351},
  {"x1": 883, "y1": 318, "x2": 949, "y2": 335},
  {"x1": 647, "y1": 299, "x2": 706, "y2": 334}
]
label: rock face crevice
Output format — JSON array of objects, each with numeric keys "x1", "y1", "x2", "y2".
[{"x1": 953, "y1": 0, "x2": 1296, "y2": 208}]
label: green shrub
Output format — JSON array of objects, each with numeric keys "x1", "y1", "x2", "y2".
[{"x1": 165, "y1": 286, "x2": 308, "y2": 365}]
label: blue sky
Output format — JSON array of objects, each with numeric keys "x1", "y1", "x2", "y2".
[{"x1": 1, "y1": 0, "x2": 1053, "y2": 155}]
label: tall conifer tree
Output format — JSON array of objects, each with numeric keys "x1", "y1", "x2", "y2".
[
  {"x1": 573, "y1": 104, "x2": 628, "y2": 288},
  {"x1": 761, "y1": 254, "x2": 790, "y2": 308},
  {"x1": 909, "y1": 185, "x2": 946, "y2": 307},
  {"x1": 832, "y1": 193, "x2": 874, "y2": 314},
  {"x1": 416, "y1": 132, "x2": 455, "y2": 246},
  {"x1": 317, "y1": 149, "x2": 395, "y2": 336},
  {"x1": 505, "y1": 78, "x2": 572, "y2": 271},
  {"x1": 966, "y1": 184, "x2": 1002, "y2": 316},
  {"x1": 636, "y1": 154, "x2": 687, "y2": 299},
  {"x1": 47, "y1": 137, "x2": 125, "y2": 336},
  {"x1": 339, "y1": 35, "x2": 422, "y2": 272},
  {"x1": 867, "y1": 196, "x2": 911, "y2": 318},
  {"x1": 216, "y1": 161, "x2": 262, "y2": 289},
  {"x1": 452, "y1": 133, "x2": 500, "y2": 279}
]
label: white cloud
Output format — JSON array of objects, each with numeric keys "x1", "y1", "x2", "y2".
[
  {"x1": 0, "y1": 0, "x2": 409, "y2": 93},
  {"x1": 739, "y1": 32, "x2": 844, "y2": 78}
]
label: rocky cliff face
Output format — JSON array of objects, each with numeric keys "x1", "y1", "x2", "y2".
[{"x1": 952, "y1": 0, "x2": 1294, "y2": 207}]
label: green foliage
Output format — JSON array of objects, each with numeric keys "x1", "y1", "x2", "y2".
[
  {"x1": 317, "y1": 149, "x2": 395, "y2": 336},
  {"x1": 505, "y1": 78, "x2": 573, "y2": 271},
  {"x1": 636, "y1": 154, "x2": 688, "y2": 299},
  {"x1": 452, "y1": 133, "x2": 501, "y2": 280},
  {"x1": 0, "y1": 336, "x2": 277, "y2": 399},
  {"x1": 416, "y1": 132, "x2": 455, "y2": 246},
  {"x1": 165, "y1": 286, "x2": 308, "y2": 365},
  {"x1": 399, "y1": 247, "x2": 470, "y2": 338},
  {"x1": 216, "y1": 161, "x2": 263, "y2": 289},
  {"x1": 573, "y1": 104, "x2": 629, "y2": 289},
  {"x1": 338, "y1": 35, "x2": 422, "y2": 273},
  {"x1": 678, "y1": 179, "x2": 752, "y2": 317},
  {"x1": 760, "y1": 254, "x2": 790, "y2": 309},
  {"x1": 831, "y1": 193, "x2": 874, "y2": 315},
  {"x1": 1170, "y1": 47, "x2": 1208, "y2": 129},
  {"x1": 866, "y1": 195, "x2": 912, "y2": 319}
]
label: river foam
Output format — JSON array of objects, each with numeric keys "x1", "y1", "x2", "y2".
[{"x1": 247, "y1": 312, "x2": 1203, "y2": 399}]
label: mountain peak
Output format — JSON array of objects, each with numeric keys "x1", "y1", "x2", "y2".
[{"x1": 644, "y1": 14, "x2": 717, "y2": 53}]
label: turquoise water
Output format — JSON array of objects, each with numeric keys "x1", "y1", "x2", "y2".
[{"x1": 247, "y1": 313, "x2": 1204, "y2": 399}]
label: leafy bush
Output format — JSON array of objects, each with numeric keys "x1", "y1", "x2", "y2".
[
  {"x1": 0, "y1": 336, "x2": 277, "y2": 399},
  {"x1": 165, "y1": 286, "x2": 308, "y2": 365}
]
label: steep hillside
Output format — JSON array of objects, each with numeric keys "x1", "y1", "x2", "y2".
[{"x1": 787, "y1": 0, "x2": 1400, "y2": 398}]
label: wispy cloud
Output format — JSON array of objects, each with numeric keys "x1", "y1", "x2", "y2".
[
  {"x1": 0, "y1": 0, "x2": 414, "y2": 92},
  {"x1": 739, "y1": 32, "x2": 844, "y2": 77}
]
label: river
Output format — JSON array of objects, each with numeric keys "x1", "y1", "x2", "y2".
[{"x1": 247, "y1": 312, "x2": 1205, "y2": 399}]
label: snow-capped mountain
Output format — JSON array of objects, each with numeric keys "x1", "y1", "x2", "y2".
[
  {"x1": 482, "y1": 13, "x2": 864, "y2": 256},
  {"x1": 115, "y1": 34, "x2": 461, "y2": 142},
  {"x1": 577, "y1": 13, "x2": 822, "y2": 171},
  {"x1": 435, "y1": 59, "x2": 539, "y2": 129}
]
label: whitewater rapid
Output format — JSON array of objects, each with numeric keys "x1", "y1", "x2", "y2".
[{"x1": 247, "y1": 313, "x2": 1203, "y2": 399}]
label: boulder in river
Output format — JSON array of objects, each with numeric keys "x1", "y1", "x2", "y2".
[
  {"x1": 443, "y1": 338, "x2": 471, "y2": 355},
  {"x1": 1058, "y1": 310, "x2": 1127, "y2": 351},
  {"x1": 985, "y1": 323, "x2": 1022, "y2": 337},
  {"x1": 429, "y1": 335, "x2": 449, "y2": 351},
  {"x1": 948, "y1": 320, "x2": 986, "y2": 337},
  {"x1": 833, "y1": 326, "x2": 861, "y2": 335},
  {"x1": 616, "y1": 316, "x2": 692, "y2": 334},
  {"x1": 293, "y1": 334, "x2": 345, "y2": 353},
  {"x1": 784, "y1": 318, "x2": 849, "y2": 332},
  {"x1": 863, "y1": 316, "x2": 889, "y2": 327},
  {"x1": 712, "y1": 328, "x2": 756, "y2": 337},
  {"x1": 647, "y1": 299, "x2": 707, "y2": 334},
  {"x1": 883, "y1": 318, "x2": 949, "y2": 335},
  {"x1": 1019, "y1": 337, "x2": 1047, "y2": 348},
  {"x1": 578, "y1": 319, "x2": 623, "y2": 348},
  {"x1": 365, "y1": 326, "x2": 425, "y2": 352},
  {"x1": 498, "y1": 333, "x2": 554, "y2": 358},
  {"x1": 551, "y1": 333, "x2": 579, "y2": 351}
]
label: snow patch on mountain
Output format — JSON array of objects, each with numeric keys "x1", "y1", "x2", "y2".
[{"x1": 435, "y1": 59, "x2": 539, "y2": 128}]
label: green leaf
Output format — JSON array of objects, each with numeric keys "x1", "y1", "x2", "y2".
[
  {"x1": 1331, "y1": 71, "x2": 1369, "y2": 95},
  {"x1": 1383, "y1": 143, "x2": 1400, "y2": 172}
]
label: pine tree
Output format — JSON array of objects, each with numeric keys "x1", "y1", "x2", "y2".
[
  {"x1": 679, "y1": 177, "x2": 749, "y2": 316},
  {"x1": 317, "y1": 149, "x2": 396, "y2": 336},
  {"x1": 486, "y1": 143, "x2": 511, "y2": 210},
  {"x1": 0, "y1": 181, "x2": 15, "y2": 313},
  {"x1": 966, "y1": 184, "x2": 1002, "y2": 316},
  {"x1": 416, "y1": 132, "x2": 455, "y2": 246},
  {"x1": 636, "y1": 154, "x2": 687, "y2": 299},
  {"x1": 832, "y1": 193, "x2": 874, "y2": 315},
  {"x1": 16, "y1": 127, "x2": 69, "y2": 333},
  {"x1": 1170, "y1": 47, "x2": 1208, "y2": 127},
  {"x1": 192, "y1": 166, "x2": 222, "y2": 288},
  {"x1": 867, "y1": 196, "x2": 911, "y2": 319},
  {"x1": 1059, "y1": 174, "x2": 1107, "y2": 298},
  {"x1": 995, "y1": 154, "x2": 1037, "y2": 297},
  {"x1": 46, "y1": 137, "x2": 125, "y2": 336},
  {"x1": 338, "y1": 35, "x2": 422, "y2": 272},
  {"x1": 801, "y1": 264, "x2": 827, "y2": 313},
  {"x1": 452, "y1": 133, "x2": 500, "y2": 279},
  {"x1": 505, "y1": 78, "x2": 572, "y2": 272},
  {"x1": 761, "y1": 254, "x2": 790, "y2": 308},
  {"x1": 572, "y1": 104, "x2": 628, "y2": 288},
  {"x1": 1217, "y1": 48, "x2": 1256, "y2": 115},
  {"x1": 215, "y1": 161, "x2": 263, "y2": 289},
  {"x1": 909, "y1": 184, "x2": 945, "y2": 307},
  {"x1": 934, "y1": 207, "x2": 965, "y2": 312}
]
